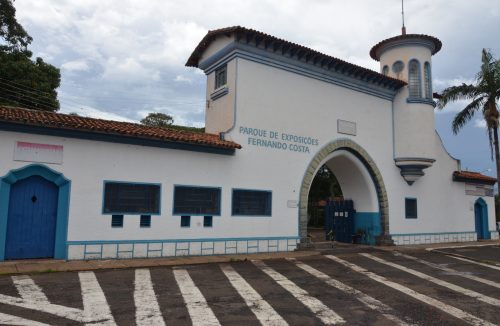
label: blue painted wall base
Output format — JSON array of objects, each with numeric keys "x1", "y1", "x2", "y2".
[{"x1": 354, "y1": 212, "x2": 381, "y2": 245}]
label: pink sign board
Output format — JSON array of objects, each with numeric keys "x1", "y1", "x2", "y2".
[{"x1": 14, "y1": 141, "x2": 64, "y2": 164}]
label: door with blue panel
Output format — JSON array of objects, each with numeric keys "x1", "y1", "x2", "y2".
[
  {"x1": 474, "y1": 199, "x2": 489, "y2": 240},
  {"x1": 5, "y1": 176, "x2": 59, "y2": 259}
]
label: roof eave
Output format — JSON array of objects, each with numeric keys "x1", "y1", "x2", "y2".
[{"x1": 0, "y1": 120, "x2": 239, "y2": 155}]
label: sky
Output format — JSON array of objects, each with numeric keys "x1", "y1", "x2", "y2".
[{"x1": 12, "y1": 0, "x2": 500, "y2": 176}]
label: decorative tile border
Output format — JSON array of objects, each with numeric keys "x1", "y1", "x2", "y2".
[
  {"x1": 490, "y1": 231, "x2": 499, "y2": 240},
  {"x1": 66, "y1": 237, "x2": 300, "y2": 260},
  {"x1": 391, "y1": 232, "x2": 477, "y2": 245}
]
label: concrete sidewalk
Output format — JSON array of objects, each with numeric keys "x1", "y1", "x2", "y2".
[
  {"x1": 2, "y1": 239, "x2": 499, "y2": 276},
  {"x1": 0, "y1": 250, "x2": 321, "y2": 275}
]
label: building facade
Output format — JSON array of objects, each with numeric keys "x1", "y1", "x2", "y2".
[{"x1": 0, "y1": 27, "x2": 497, "y2": 261}]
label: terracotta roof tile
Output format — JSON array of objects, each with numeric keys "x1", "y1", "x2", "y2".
[
  {"x1": 453, "y1": 171, "x2": 496, "y2": 185},
  {"x1": 0, "y1": 106, "x2": 241, "y2": 150},
  {"x1": 186, "y1": 26, "x2": 406, "y2": 90},
  {"x1": 370, "y1": 34, "x2": 442, "y2": 61}
]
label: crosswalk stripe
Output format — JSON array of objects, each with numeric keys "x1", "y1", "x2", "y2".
[
  {"x1": 325, "y1": 255, "x2": 495, "y2": 326},
  {"x1": 252, "y1": 260, "x2": 345, "y2": 325},
  {"x1": 220, "y1": 264, "x2": 288, "y2": 326},
  {"x1": 361, "y1": 253, "x2": 500, "y2": 307},
  {"x1": 0, "y1": 312, "x2": 51, "y2": 326},
  {"x1": 393, "y1": 252, "x2": 500, "y2": 289},
  {"x1": 286, "y1": 258, "x2": 415, "y2": 326},
  {"x1": 134, "y1": 269, "x2": 166, "y2": 326},
  {"x1": 12, "y1": 275, "x2": 49, "y2": 303},
  {"x1": 448, "y1": 255, "x2": 500, "y2": 271},
  {"x1": 79, "y1": 272, "x2": 117, "y2": 325},
  {"x1": 173, "y1": 269, "x2": 221, "y2": 326}
]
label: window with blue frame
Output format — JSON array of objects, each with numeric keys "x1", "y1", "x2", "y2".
[
  {"x1": 140, "y1": 215, "x2": 151, "y2": 228},
  {"x1": 215, "y1": 65, "x2": 227, "y2": 89},
  {"x1": 173, "y1": 186, "x2": 221, "y2": 215},
  {"x1": 204, "y1": 216, "x2": 213, "y2": 227},
  {"x1": 424, "y1": 62, "x2": 432, "y2": 99},
  {"x1": 405, "y1": 198, "x2": 418, "y2": 219},
  {"x1": 232, "y1": 189, "x2": 272, "y2": 216},
  {"x1": 408, "y1": 59, "x2": 421, "y2": 98},
  {"x1": 103, "y1": 182, "x2": 160, "y2": 214},
  {"x1": 181, "y1": 215, "x2": 191, "y2": 227},
  {"x1": 111, "y1": 214, "x2": 123, "y2": 227}
]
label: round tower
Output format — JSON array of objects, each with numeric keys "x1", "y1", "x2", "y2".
[{"x1": 370, "y1": 31, "x2": 442, "y2": 185}]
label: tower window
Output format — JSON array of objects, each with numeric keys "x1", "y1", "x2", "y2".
[
  {"x1": 392, "y1": 61, "x2": 404, "y2": 74},
  {"x1": 215, "y1": 65, "x2": 227, "y2": 89},
  {"x1": 382, "y1": 65, "x2": 389, "y2": 76},
  {"x1": 405, "y1": 198, "x2": 418, "y2": 219},
  {"x1": 408, "y1": 59, "x2": 421, "y2": 98},
  {"x1": 424, "y1": 62, "x2": 432, "y2": 99}
]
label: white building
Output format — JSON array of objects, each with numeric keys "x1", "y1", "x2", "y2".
[{"x1": 0, "y1": 26, "x2": 497, "y2": 261}]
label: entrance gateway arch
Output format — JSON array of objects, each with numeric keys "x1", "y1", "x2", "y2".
[{"x1": 298, "y1": 139, "x2": 393, "y2": 245}]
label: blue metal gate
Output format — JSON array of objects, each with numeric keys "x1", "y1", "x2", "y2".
[
  {"x1": 325, "y1": 200, "x2": 356, "y2": 243},
  {"x1": 5, "y1": 175, "x2": 59, "y2": 259}
]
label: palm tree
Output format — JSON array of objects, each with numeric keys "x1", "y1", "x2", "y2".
[{"x1": 437, "y1": 48, "x2": 500, "y2": 186}]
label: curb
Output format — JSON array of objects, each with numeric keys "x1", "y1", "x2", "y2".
[{"x1": 0, "y1": 250, "x2": 322, "y2": 276}]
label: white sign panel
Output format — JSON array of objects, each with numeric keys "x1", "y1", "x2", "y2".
[
  {"x1": 14, "y1": 141, "x2": 63, "y2": 165},
  {"x1": 287, "y1": 200, "x2": 298, "y2": 208},
  {"x1": 337, "y1": 119, "x2": 356, "y2": 136}
]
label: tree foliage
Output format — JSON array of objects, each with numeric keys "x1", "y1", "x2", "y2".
[
  {"x1": 140, "y1": 112, "x2": 174, "y2": 128},
  {"x1": 437, "y1": 49, "x2": 500, "y2": 187},
  {"x1": 140, "y1": 112, "x2": 205, "y2": 133},
  {"x1": 0, "y1": 0, "x2": 60, "y2": 111},
  {"x1": 308, "y1": 165, "x2": 343, "y2": 204}
]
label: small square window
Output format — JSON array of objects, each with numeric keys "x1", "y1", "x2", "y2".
[
  {"x1": 215, "y1": 65, "x2": 227, "y2": 89},
  {"x1": 405, "y1": 198, "x2": 417, "y2": 219},
  {"x1": 140, "y1": 215, "x2": 151, "y2": 228},
  {"x1": 204, "y1": 216, "x2": 213, "y2": 227},
  {"x1": 111, "y1": 214, "x2": 123, "y2": 227},
  {"x1": 181, "y1": 215, "x2": 191, "y2": 227}
]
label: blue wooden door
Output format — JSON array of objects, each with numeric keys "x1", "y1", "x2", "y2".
[
  {"x1": 474, "y1": 200, "x2": 490, "y2": 240},
  {"x1": 5, "y1": 176, "x2": 59, "y2": 259},
  {"x1": 474, "y1": 203, "x2": 484, "y2": 239}
]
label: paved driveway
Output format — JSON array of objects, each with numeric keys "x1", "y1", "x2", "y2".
[{"x1": 0, "y1": 247, "x2": 499, "y2": 325}]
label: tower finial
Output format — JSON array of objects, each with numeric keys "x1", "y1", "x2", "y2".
[{"x1": 401, "y1": 0, "x2": 406, "y2": 35}]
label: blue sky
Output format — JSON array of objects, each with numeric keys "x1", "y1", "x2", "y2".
[{"x1": 12, "y1": 0, "x2": 500, "y2": 176}]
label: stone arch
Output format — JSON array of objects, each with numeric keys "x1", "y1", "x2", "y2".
[{"x1": 299, "y1": 139, "x2": 392, "y2": 245}]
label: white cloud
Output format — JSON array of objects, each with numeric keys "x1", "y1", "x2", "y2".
[
  {"x1": 174, "y1": 75, "x2": 193, "y2": 83},
  {"x1": 11, "y1": 0, "x2": 500, "y2": 132},
  {"x1": 61, "y1": 60, "x2": 89, "y2": 72},
  {"x1": 474, "y1": 119, "x2": 487, "y2": 128},
  {"x1": 59, "y1": 105, "x2": 136, "y2": 123}
]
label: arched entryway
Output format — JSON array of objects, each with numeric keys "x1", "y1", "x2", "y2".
[
  {"x1": 0, "y1": 164, "x2": 70, "y2": 260},
  {"x1": 299, "y1": 139, "x2": 392, "y2": 245},
  {"x1": 474, "y1": 198, "x2": 490, "y2": 240}
]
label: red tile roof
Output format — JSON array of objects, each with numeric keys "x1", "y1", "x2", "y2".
[
  {"x1": 0, "y1": 106, "x2": 241, "y2": 150},
  {"x1": 186, "y1": 26, "x2": 406, "y2": 91},
  {"x1": 453, "y1": 171, "x2": 496, "y2": 185},
  {"x1": 370, "y1": 34, "x2": 442, "y2": 61}
]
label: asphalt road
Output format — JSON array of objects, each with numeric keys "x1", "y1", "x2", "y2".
[
  {"x1": 0, "y1": 247, "x2": 499, "y2": 325},
  {"x1": 435, "y1": 245, "x2": 500, "y2": 265}
]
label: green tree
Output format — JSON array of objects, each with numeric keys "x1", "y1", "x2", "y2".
[
  {"x1": 437, "y1": 49, "x2": 500, "y2": 187},
  {"x1": 307, "y1": 165, "x2": 342, "y2": 227},
  {"x1": 0, "y1": 0, "x2": 61, "y2": 111},
  {"x1": 140, "y1": 112, "x2": 174, "y2": 128}
]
